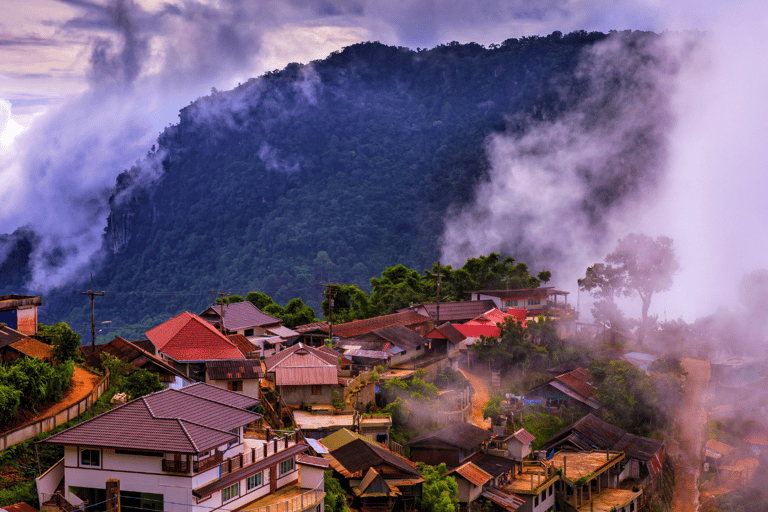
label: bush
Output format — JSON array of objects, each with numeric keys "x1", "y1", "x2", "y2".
[{"x1": 0, "y1": 384, "x2": 21, "y2": 424}]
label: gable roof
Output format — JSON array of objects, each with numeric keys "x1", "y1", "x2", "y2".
[
  {"x1": 511, "y1": 428, "x2": 536, "y2": 445},
  {"x1": 426, "y1": 323, "x2": 467, "y2": 345},
  {"x1": 200, "y1": 301, "x2": 281, "y2": 330},
  {"x1": 45, "y1": 384, "x2": 259, "y2": 453},
  {"x1": 465, "y1": 308, "x2": 514, "y2": 326},
  {"x1": 354, "y1": 468, "x2": 399, "y2": 497},
  {"x1": 227, "y1": 334, "x2": 256, "y2": 356},
  {"x1": 264, "y1": 343, "x2": 339, "y2": 386},
  {"x1": 146, "y1": 312, "x2": 245, "y2": 361},
  {"x1": 328, "y1": 438, "x2": 421, "y2": 479},
  {"x1": 206, "y1": 359, "x2": 263, "y2": 380},
  {"x1": 405, "y1": 422, "x2": 493, "y2": 451},
  {"x1": 370, "y1": 324, "x2": 427, "y2": 351},
  {"x1": 543, "y1": 413, "x2": 630, "y2": 453},
  {"x1": 401, "y1": 300, "x2": 498, "y2": 322},
  {"x1": 451, "y1": 462, "x2": 492, "y2": 487},
  {"x1": 317, "y1": 344, "x2": 353, "y2": 366},
  {"x1": 555, "y1": 368, "x2": 595, "y2": 399},
  {"x1": 468, "y1": 452, "x2": 517, "y2": 478},
  {"x1": 80, "y1": 337, "x2": 188, "y2": 381},
  {"x1": 331, "y1": 311, "x2": 431, "y2": 339},
  {"x1": 179, "y1": 381, "x2": 260, "y2": 408}
]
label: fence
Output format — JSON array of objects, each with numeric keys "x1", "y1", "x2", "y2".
[
  {"x1": 0, "y1": 368, "x2": 109, "y2": 451},
  {"x1": 240, "y1": 482, "x2": 325, "y2": 512}
]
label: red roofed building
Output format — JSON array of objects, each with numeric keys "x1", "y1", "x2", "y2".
[{"x1": 146, "y1": 312, "x2": 247, "y2": 380}]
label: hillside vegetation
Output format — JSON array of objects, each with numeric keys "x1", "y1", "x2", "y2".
[{"x1": 0, "y1": 31, "x2": 665, "y2": 339}]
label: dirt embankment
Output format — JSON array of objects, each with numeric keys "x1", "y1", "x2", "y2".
[{"x1": 459, "y1": 368, "x2": 492, "y2": 429}]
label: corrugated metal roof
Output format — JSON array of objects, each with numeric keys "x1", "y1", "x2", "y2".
[
  {"x1": 0, "y1": 325, "x2": 26, "y2": 349},
  {"x1": 406, "y1": 422, "x2": 493, "y2": 451},
  {"x1": 470, "y1": 287, "x2": 568, "y2": 300},
  {"x1": 9, "y1": 337, "x2": 53, "y2": 359},
  {"x1": 344, "y1": 349, "x2": 391, "y2": 360},
  {"x1": 401, "y1": 300, "x2": 498, "y2": 322},
  {"x1": 329, "y1": 438, "x2": 420, "y2": 478},
  {"x1": 297, "y1": 454, "x2": 330, "y2": 469},
  {"x1": 332, "y1": 311, "x2": 431, "y2": 338},
  {"x1": 451, "y1": 462, "x2": 492, "y2": 487},
  {"x1": 481, "y1": 488, "x2": 526, "y2": 511},
  {"x1": 372, "y1": 325, "x2": 427, "y2": 351},
  {"x1": 276, "y1": 366, "x2": 338, "y2": 386},
  {"x1": 548, "y1": 381, "x2": 601, "y2": 409},
  {"x1": 264, "y1": 343, "x2": 340, "y2": 372},
  {"x1": 265, "y1": 325, "x2": 299, "y2": 338},
  {"x1": 80, "y1": 337, "x2": 188, "y2": 380}
]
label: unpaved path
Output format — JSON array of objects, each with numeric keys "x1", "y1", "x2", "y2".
[
  {"x1": 669, "y1": 358, "x2": 711, "y2": 512},
  {"x1": 459, "y1": 368, "x2": 491, "y2": 429}
]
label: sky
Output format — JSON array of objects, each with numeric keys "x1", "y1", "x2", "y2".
[{"x1": 1, "y1": 0, "x2": 767, "y2": 324}]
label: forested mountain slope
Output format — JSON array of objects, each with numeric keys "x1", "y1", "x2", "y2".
[{"x1": 1, "y1": 30, "x2": 663, "y2": 338}]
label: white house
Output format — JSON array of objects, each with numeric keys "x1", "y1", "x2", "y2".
[{"x1": 37, "y1": 383, "x2": 326, "y2": 512}]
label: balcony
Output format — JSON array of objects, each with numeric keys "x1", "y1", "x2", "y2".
[
  {"x1": 221, "y1": 431, "x2": 300, "y2": 477},
  {"x1": 162, "y1": 450, "x2": 224, "y2": 474},
  {"x1": 237, "y1": 482, "x2": 324, "y2": 512}
]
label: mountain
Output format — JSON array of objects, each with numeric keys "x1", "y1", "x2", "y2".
[{"x1": 1, "y1": 30, "x2": 664, "y2": 339}]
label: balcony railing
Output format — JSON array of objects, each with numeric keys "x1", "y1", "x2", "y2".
[
  {"x1": 239, "y1": 483, "x2": 325, "y2": 512},
  {"x1": 221, "y1": 431, "x2": 300, "y2": 477},
  {"x1": 162, "y1": 450, "x2": 224, "y2": 474}
]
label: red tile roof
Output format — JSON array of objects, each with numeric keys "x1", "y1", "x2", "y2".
[
  {"x1": 426, "y1": 323, "x2": 466, "y2": 345},
  {"x1": 228, "y1": 334, "x2": 257, "y2": 356},
  {"x1": 332, "y1": 311, "x2": 430, "y2": 338},
  {"x1": 453, "y1": 324, "x2": 501, "y2": 338},
  {"x1": 451, "y1": 462, "x2": 492, "y2": 487},
  {"x1": 146, "y1": 312, "x2": 245, "y2": 361},
  {"x1": 511, "y1": 428, "x2": 535, "y2": 445},
  {"x1": 1, "y1": 503, "x2": 39, "y2": 512},
  {"x1": 8, "y1": 337, "x2": 54, "y2": 359}
]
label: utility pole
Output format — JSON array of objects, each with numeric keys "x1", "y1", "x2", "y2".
[
  {"x1": 435, "y1": 261, "x2": 442, "y2": 326},
  {"x1": 81, "y1": 274, "x2": 105, "y2": 349},
  {"x1": 321, "y1": 284, "x2": 337, "y2": 345},
  {"x1": 212, "y1": 291, "x2": 232, "y2": 335}
]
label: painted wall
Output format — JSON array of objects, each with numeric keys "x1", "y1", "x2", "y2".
[{"x1": 207, "y1": 378, "x2": 260, "y2": 400}]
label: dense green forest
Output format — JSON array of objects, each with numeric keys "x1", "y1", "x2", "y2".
[{"x1": 0, "y1": 30, "x2": 663, "y2": 339}]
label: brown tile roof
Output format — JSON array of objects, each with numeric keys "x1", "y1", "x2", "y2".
[
  {"x1": 45, "y1": 385, "x2": 259, "y2": 453},
  {"x1": 228, "y1": 334, "x2": 257, "y2": 356},
  {"x1": 332, "y1": 311, "x2": 431, "y2": 338},
  {"x1": 200, "y1": 302, "x2": 281, "y2": 331},
  {"x1": 206, "y1": 360, "x2": 264, "y2": 380},
  {"x1": 406, "y1": 422, "x2": 493, "y2": 451},
  {"x1": 179, "y1": 382, "x2": 259, "y2": 408},
  {"x1": 328, "y1": 438, "x2": 421, "y2": 479},
  {"x1": 294, "y1": 322, "x2": 330, "y2": 334},
  {"x1": 146, "y1": 312, "x2": 245, "y2": 361},
  {"x1": 8, "y1": 337, "x2": 53, "y2": 359},
  {"x1": 401, "y1": 300, "x2": 498, "y2": 322},
  {"x1": 451, "y1": 462, "x2": 492, "y2": 487}
]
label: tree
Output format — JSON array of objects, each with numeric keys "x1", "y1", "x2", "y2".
[
  {"x1": 123, "y1": 368, "x2": 164, "y2": 399},
  {"x1": 417, "y1": 463, "x2": 459, "y2": 512},
  {"x1": 39, "y1": 322, "x2": 82, "y2": 363},
  {"x1": 580, "y1": 234, "x2": 678, "y2": 342},
  {"x1": 370, "y1": 264, "x2": 426, "y2": 316},
  {"x1": 470, "y1": 317, "x2": 553, "y2": 371},
  {"x1": 322, "y1": 284, "x2": 371, "y2": 323},
  {"x1": 323, "y1": 471, "x2": 349, "y2": 512}
]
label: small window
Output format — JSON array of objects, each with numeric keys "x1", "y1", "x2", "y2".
[
  {"x1": 541, "y1": 490, "x2": 545, "y2": 501},
  {"x1": 229, "y1": 380, "x2": 243, "y2": 392},
  {"x1": 549, "y1": 485, "x2": 553, "y2": 496},
  {"x1": 244, "y1": 328, "x2": 254, "y2": 337},
  {"x1": 246, "y1": 472, "x2": 263, "y2": 490},
  {"x1": 528, "y1": 298, "x2": 541, "y2": 306},
  {"x1": 279, "y1": 458, "x2": 294, "y2": 476},
  {"x1": 534, "y1": 495, "x2": 539, "y2": 506},
  {"x1": 222, "y1": 483, "x2": 239, "y2": 502},
  {"x1": 80, "y1": 449, "x2": 100, "y2": 467},
  {"x1": 630, "y1": 503, "x2": 635, "y2": 512},
  {"x1": 228, "y1": 428, "x2": 240, "y2": 448}
]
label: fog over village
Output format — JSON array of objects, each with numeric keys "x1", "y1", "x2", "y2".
[{"x1": 1, "y1": 1, "x2": 768, "y2": 512}]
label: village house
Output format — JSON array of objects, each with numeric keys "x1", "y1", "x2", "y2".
[
  {"x1": 406, "y1": 422, "x2": 493, "y2": 468},
  {"x1": 400, "y1": 300, "x2": 497, "y2": 324},
  {"x1": 524, "y1": 368, "x2": 601, "y2": 413},
  {"x1": 80, "y1": 337, "x2": 191, "y2": 389},
  {"x1": 145, "y1": 312, "x2": 248, "y2": 381},
  {"x1": 468, "y1": 288, "x2": 571, "y2": 319},
  {"x1": 493, "y1": 460, "x2": 559, "y2": 512},
  {"x1": 0, "y1": 294, "x2": 42, "y2": 336},
  {"x1": 319, "y1": 428, "x2": 423, "y2": 512},
  {"x1": 37, "y1": 383, "x2": 325, "y2": 512},
  {"x1": 200, "y1": 301, "x2": 298, "y2": 357},
  {"x1": 264, "y1": 343, "x2": 342, "y2": 408},
  {"x1": 205, "y1": 359, "x2": 264, "y2": 397},
  {"x1": 486, "y1": 428, "x2": 536, "y2": 462},
  {"x1": 0, "y1": 331, "x2": 54, "y2": 363}
]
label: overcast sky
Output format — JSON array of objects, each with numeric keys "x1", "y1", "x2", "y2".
[{"x1": 1, "y1": 0, "x2": 767, "y2": 323}]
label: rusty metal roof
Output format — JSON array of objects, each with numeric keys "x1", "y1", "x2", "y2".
[
  {"x1": 401, "y1": 300, "x2": 498, "y2": 322},
  {"x1": 451, "y1": 462, "x2": 492, "y2": 487},
  {"x1": 481, "y1": 488, "x2": 526, "y2": 511},
  {"x1": 331, "y1": 311, "x2": 431, "y2": 338},
  {"x1": 80, "y1": 337, "x2": 188, "y2": 380},
  {"x1": 45, "y1": 385, "x2": 259, "y2": 453},
  {"x1": 8, "y1": 337, "x2": 53, "y2": 359},
  {"x1": 405, "y1": 422, "x2": 493, "y2": 451},
  {"x1": 0, "y1": 325, "x2": 26, "y2": 349},
  {"x1": 469, "y1": 287, "x2": 568, "y2": 299}
]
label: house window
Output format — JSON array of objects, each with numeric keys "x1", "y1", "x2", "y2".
[
  {"x1": 244, "y1": 328, "x2": 254, "y2": 337},
  {"x1": 222, "y1": 483, "x2": 239, "y2": 502},
  {"x1": 528, "y1": 298, "x2": 541, "y2": 306},
  {"x1": 246, "y1": 472, "x2": 263, "y2": 491},
  {"x1": 80, "y1": 449, "x2": 100, "y2": 467},
  {"x1": 279, "y1": 458, "x2": 294, "y2": 476},
  {"x1": 229, "y1": 380, "x2": 243, "y2": 392},
  {"x1": 534, "y1": 495, "x2": 539, "y2": 507},
  {"x1": 549, "y1": 485, "x2": 553, "y2": 496},
  {"x1": 503, "y1": 300, "x2": 519, "y2": 308},
  {"x1": 630, "y1": 503, "x2": 635, "y2": 512},
  {"x1": 228, "y1": 428, "x2": 240, "y2": 448},
  {"x1": 312, "y1": 385, "x2": 322, "y2": 395}
]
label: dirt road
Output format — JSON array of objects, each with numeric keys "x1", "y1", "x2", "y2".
[
  {"x1": 670, "y1": 358, "x2": 711, "y2": 512},
  {"x1": 459, "y1": 368, "x2": 491, "y2": 429}
]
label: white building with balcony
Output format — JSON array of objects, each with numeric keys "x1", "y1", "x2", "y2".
[{"x1": 37, "y1": 383, "x2": 326, "y2": 512}]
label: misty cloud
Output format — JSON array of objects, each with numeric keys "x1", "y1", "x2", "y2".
[{"x1": 441, "y1": 31, "x2": 682, "y2": 293}]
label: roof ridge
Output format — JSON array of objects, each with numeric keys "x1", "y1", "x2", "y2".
[
  {"x1": 177, "y1": 419, "x2": 200, "y2": 453},
  {"x1": 175, "y1": 383, "x2": 260, "y2": 412},
  {"x1": 46, "y1": 397, "x2": 146, "y2": 442}
]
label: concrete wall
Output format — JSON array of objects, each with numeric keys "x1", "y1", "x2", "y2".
[
  {"x1": 280, "y1": 384, "x2": 336, "y2": 406},
  {"x1": 207, "y1": 378, "x2": 261, "y2": 400}
]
